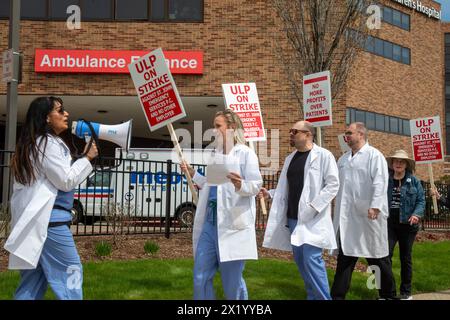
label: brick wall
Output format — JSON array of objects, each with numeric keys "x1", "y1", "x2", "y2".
[{"x1": 0, "y1": 0, "x2": 445, "y2": 180}]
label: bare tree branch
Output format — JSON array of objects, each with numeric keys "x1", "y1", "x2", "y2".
[{"x1": 273, "y1": 0, "x2": 379, "y2": 108}]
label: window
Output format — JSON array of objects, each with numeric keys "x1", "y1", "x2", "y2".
[
  {"x1": 21, "y1": 0, "x2": 47, "y2": 19},
  {"x1": 355, "y1": 110, "x2": 365, "y2": 123},
  {"x1": 383, "y1": 7, "x2": 393, "y2": 24},
  {"x1": 1, "y1": 0, "x2": 204, "y2": 22},
  {"x1": 392, "y1": 10, "x2": 401, "y2": 27},
  {"x1": 393, "y1": 44, "x2": 402, "y2": 62},
  {"x1": 0, "y1": 1, "x2": 10, "y2": 18},
  {"x1": 402, "y1": 47, "x2": 411, "y2": 64},
  {"x1": 390, "y1": 117, "x2": 399, "y2": 134},
  {"x1": 116, "y1": 0, "x2": 148, "y2": 20},
  {"x1": 366, "y1": 112, "x2": 375, "y2": 130},
  {"x1": 401, "y1": 14, "x2": 410, "y2": 30},
  {"x1": 168, "y1": 0, "x2": 202, "y2": 21},
  {"x1": 403, "y1": 120, "x2": 410, "y2": 135},
  {"x1": 81, "y1": 0, "x2": 113, "y2": 20},
  {"x1": 151, "y1": 0, "x2": 165, "y2": 20},
  {"x1": 50, "y1": 0, "x2": 80, "y2": 19},
  {"x1": 347, "y1": 108, "x2": 411, "y2": 136},
  {"x1": 346, "y1": 108, "x2": 356, "y2": 124},
  {"x1": 381, "y1": 5, "x2": 410, "y2": 31},
  {"x1": 363, "y1": 34, "x2": 410, "y2": 65},
  {"x1": 446, "y1": 34, "x2": 450, "y2": 45},
  {"x1": 384, "y1": 41, "x2": 393, "y2": 60},
  {"x1": 375, "y1": 38, "x2": 384, "y2": 56},
  {"x1": 366, "y1": 36, "x2": 375, "y2": 53},
  {"x1": 376, "y1": 114, "x2": 385, "y2": 131}
]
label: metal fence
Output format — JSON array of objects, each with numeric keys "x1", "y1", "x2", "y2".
[{"x1": 0, "y1": 150, "x2": 449, "y2": 240}]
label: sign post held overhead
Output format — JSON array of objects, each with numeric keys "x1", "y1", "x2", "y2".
[
  {"x1": 222, "y1": 83, "x2": 268, "y2": 215},
  {"x1": 410, "y1": 116, "x2": 444, "y2": 214},
  {"x1": 303, "y1": 71, "x2": 333, "y2": 146},
  {"x1": 128, "y1": 47, "x2": 197, "y2": 204}
]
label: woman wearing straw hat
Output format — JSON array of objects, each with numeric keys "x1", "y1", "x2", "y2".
[{"x1": 386, "y1": 149, "x2": 425, "y2": 300}]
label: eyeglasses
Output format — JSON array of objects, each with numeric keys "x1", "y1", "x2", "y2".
[{"x1": 289, "y1": 128, "x2": 309, "y2": 135}]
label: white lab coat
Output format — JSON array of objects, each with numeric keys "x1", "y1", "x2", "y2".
[
  {"x1": 192, "y1": 143, "x2": 262, "y2": 262},
  {"x1": 4, "y1": 135, "x2": 93, "y2": 270},
  {"x1": 333, "y1": 143, "x2": 389, "y2": 258},
  {"x1": 263, "y1": 144, "x2": 339, "y2": 251}
]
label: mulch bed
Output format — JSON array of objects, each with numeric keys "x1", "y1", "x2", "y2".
[{"x1": 1, "y1": 230, "x2": 449, "y2": 273}]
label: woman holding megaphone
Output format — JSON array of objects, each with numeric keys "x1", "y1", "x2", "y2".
[
  {"x1": 4, "y1": 96, "x2": 98, "y2": 300},
  {"x1": 180, "y1": 109, "x2": 262, "y2": 300}
]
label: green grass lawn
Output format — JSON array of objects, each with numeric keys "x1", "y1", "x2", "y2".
[{"x1": 0, "y1": 241, "x2": 449, "y2": 300}]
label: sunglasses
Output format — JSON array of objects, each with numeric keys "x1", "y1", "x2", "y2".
[
  {"x1": 52, "y1": 106, "x2": 65, "y2": 115},
  {"x1": 289, "y1": 128, "x2": 309, "y2": 135}
]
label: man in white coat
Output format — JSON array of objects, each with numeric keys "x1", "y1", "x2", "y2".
[
  {"x1": 330, "y1": 122, "x2": 395, "y2": 300},
  {"x1": 261, "y1": 120, "x2": 339, "y2": 300}
]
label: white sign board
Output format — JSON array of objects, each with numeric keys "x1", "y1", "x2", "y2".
[
  {"x1": 128, "y1": 48, "x2": 186, "y2": 132},
  {"x1": 2, "y1": 49, "x2": 13, "y2": 83},
  {"x1": 222, "y1": 83, "x2": 266, "y2": 142},
  {"x1": 410, "y1": 116, "x2": 444, "y2": 164},
  {"x1": 303, "y1": 71, "x2": 332, "y2": 127}
]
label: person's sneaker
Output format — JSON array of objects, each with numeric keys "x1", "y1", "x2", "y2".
[{"x1": 396, "y1": 294, "x2": 413, "y2": 300}]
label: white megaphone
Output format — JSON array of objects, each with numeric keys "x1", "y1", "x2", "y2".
[{"x1": 71, "y1": 119, "x2": 133, "y2": 151}]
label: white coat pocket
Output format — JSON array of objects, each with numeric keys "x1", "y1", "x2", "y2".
[
  {"x1": 230, "y1": 206, "x2": 252, "y2": 230},
  {"x1": 299, "y1": 204, "x2": 318, "y2": 224}
]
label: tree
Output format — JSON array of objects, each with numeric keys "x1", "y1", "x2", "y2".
[{"x1": 273, "y1": 0, "x2": 378, "y2": 104}]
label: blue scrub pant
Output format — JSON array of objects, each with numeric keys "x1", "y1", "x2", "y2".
[
  {"x1": 14, "y1": 224, "x2": 83, "y2": 300},
  {"x1": 288, "y1": 218, "x2": 331, "y2": 300},
  {"x1": 193, "y1": 207, "x2": 248, "y2": 300}
]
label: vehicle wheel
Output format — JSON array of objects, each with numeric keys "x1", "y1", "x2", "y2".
[
  {"x1": 72, "y1": 201, "x2": 94, "y2": 225},
  {"x1": 72, "y1": 201, "x2": 84, "y2": 225},
  {"x1": 177, "y1": 205, "x2": 195, "y2": 228}
]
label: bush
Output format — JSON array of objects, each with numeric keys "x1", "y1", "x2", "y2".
[
  {"x1": 95, "y1": 241, "x2": 112, "y2": 257},
  {"x1": 144, "y1": 241, "x2": 160, "y2": 255}
]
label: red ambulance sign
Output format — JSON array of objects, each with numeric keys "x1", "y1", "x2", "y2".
[
  {"x1": 410, "y1": 116, "x2": 444, "y2": 164},
  {"x1": 303, "y1": 71, "x2": 332, "y2": 127},
  {"x1": 222, "y1": 83, "x2": 266, "y2": 142},
  {"x1": 128, "y1": 48, "x2": 186, "y2": 132}
]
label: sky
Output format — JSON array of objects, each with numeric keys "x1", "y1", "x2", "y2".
[{"x1": 435, "y1": 0, "x2": 450, "y2": 21}]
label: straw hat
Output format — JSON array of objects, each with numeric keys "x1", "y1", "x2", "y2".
[{"x1": 386, "y1": 149, "x2": 415, "y2": 173}]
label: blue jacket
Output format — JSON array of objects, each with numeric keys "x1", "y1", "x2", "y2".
[{"x1": 387, "y1": 170, "x2": 425, "y2": 223}]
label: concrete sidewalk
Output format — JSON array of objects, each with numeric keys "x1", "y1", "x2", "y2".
[{"x1": 413, "y1": 290, "x2": 450, "y2": 300}]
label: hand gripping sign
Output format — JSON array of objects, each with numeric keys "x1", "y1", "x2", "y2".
[
  {"x1": 410, "y1": 116, "x2": 444, "y2": 214},
  {"x1": 128, "y1": 48, "x2": 197, "y2": 204},
  {"x1": 222, "y1": 83, "x2": 268, "y2": 215}
]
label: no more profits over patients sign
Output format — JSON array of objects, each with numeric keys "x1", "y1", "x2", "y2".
[{"x1": 303, "y1": 71, "x2": 332, "y2": 127}]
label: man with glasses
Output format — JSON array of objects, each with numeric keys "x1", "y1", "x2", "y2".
[
  {"x1": 331, "y1": 122, "x2": 395, "y2": 300},
  {"x1": 261, "y1": 120, "x2": 339, "y2": 300}
]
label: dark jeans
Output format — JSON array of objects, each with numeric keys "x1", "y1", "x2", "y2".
[
  {"x1": 330, "y1": 246, "x2": 395, "y2": 300},
  {"x1": 388, "y1": 217, "x2": 418, "y2": 296}
]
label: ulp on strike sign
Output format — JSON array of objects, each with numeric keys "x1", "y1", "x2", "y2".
[
  {"x1": 410, "y1": 116, "x2": 444, "y2": 164},
  {"x1": 222, "y1": 83, "x2": 266, "y2": 142},
  {"x1": 128, "y1": 48, "x2": 186, "y2": 131}
]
